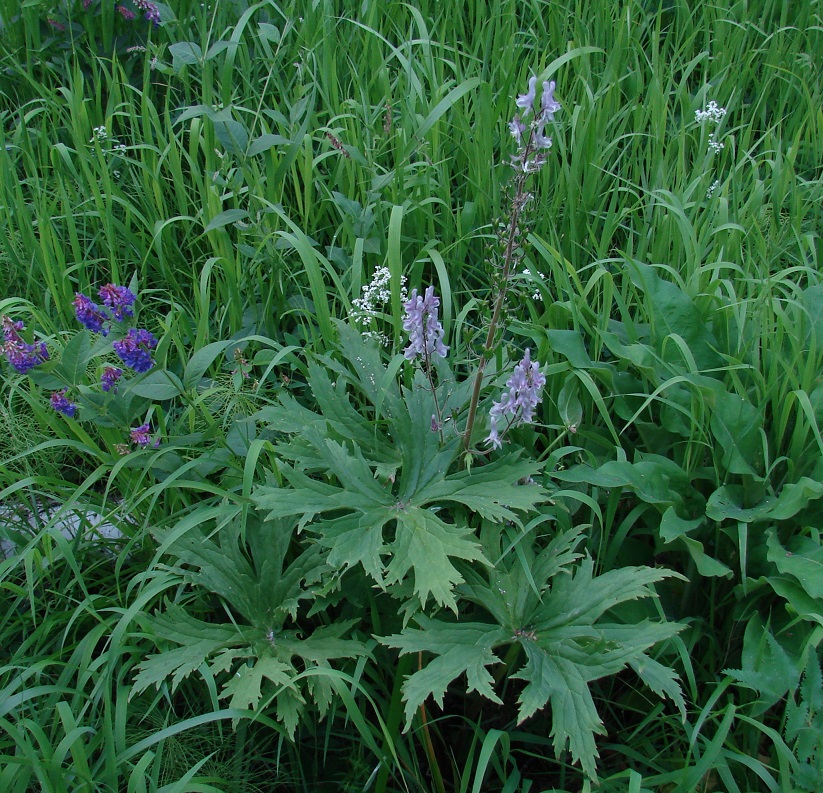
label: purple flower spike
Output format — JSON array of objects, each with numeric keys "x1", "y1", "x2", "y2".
[
  {"x1": 2, "y1": 316, "x2": 49, "y2": 374},
  {"x1": 98, "y1": 284, "x2": 136, "y2": 322},
  {"x1": 101, "y1": 365, "x2": 123, "y2": 393},
  {"x1": 486, "y1": 349, "x2": 546, "y2": 449},
  {"x1": 515, "y1": 76, "x2": 537, "y2": 113},
  {"x1": 402, "y1": 286, "x2": 448, "y2": 362},
  {"x1": 113, "y1": 328, "x2": 157, "y2": 373},
  {"x1": 74, "y1": 293, "x2": 108, "y2": 334},
  {"x1": 51, "y1": 389, "x2": 78, "y2": 417},
  {"x1": 540, "y1": 81, "x2": 561, "y2": 120}
]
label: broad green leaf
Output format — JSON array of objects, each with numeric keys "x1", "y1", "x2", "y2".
[
  {"x1": 710, "y1": 390, "x2": 763, "y2": 477},
  {"x1": 132, "y1": 639, "x2": 226, "y2": 696},
  {"x1": 320, "y1": 511, "x2": 389, "y2": 583},
  {"x1": 183, "y1": 340, "x2": 240, "y2": 388},
  {"x1": 203, "y1": 209, "x2": 249, "y2": 233},
  {"x1": 248, "y1": 133, "x2": 290, "y2": 156},
  {"x1": 54, "y1": 330, "x2": 92, "y2": 385},
  {"x1": 129, "y1": 369, "x2": 184, "y2": 400},
  {"x1": 627, "y1": 260, "x2": 722, "y2": 371},
  {"x1": 767, "y1": 532, "x2": 823, "y2": 599},
  {"x1": 659, "y1": 508, "x2": 731, "y2": 578},
  {"x1": 554, "y1": 459, "x2": 684, "y2": 509},
  {"x1": 169, "y1": 41, "x2": 202, "y2": 65}
]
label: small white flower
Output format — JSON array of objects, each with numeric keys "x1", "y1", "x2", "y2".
[
  {"x1": 695, "y1": 100, "x2": 727, "y2": 125},
  {"x1": 90, "y1": 126, "x2": 108, "y2": 142},
  {"x1": 706, "y1": 179, "x2": 721, "y2": 198},
  {"x1": 708, "y1": 133, "x2": 724, "y2": 153}
]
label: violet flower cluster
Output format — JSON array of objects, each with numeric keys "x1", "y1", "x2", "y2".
[
  {"x1": 74, "y1": 283, "x2": 136, "y2": 335},
  {"x1": 134, "y1": 0, "x2": 161, "y2": 25},
  {"x1": 402, "y1": 286, "x2": 448, "y2": 361},
  {"x1": 1, "y1": 316, "x2": 49, "y2": 374},
  {"x1": 101, "y1": 365, "x2": 124, "y2": 393},
  {"x1": 509, "y1": 77, "x2": 561, "y2": 172},
  {"x1": 50, "y1": 389, "x2": 78, "y2": 418},
  {"x1": 130, "y1": 422, "x2": 158, "y2": 448},
  {"x1": 486, "y1": 348, "x2": 546, "y2": 449},
  {"x1": 113, "y1": 328, "x2": 157, "y2": 373}
]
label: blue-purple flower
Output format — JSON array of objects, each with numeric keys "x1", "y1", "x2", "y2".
[
  {"x1": 402, "y1": 286, "x2": 448, "y2": 361},
  {"x1": 74, "y1": 293, "x2": 108, "y2": 334},
  {"x1": 98, "y1": 284, "x2": 136, "y2": 321},
  {"x1": 2, "y1": 316, "x2": 49, "y2": 374},
  {"x1": 51, "y1": 389, "x2": 78, "y2": 417},
  {"x1": 113, "y1": 328, "x2": 157, "y2": 373},
  {"x1": 134, "y1": 0, "x2": 161, "y2": 24},
  {"x1": 486, "y1": 349, "x2": 546, "y2": 449},
  {"x1": 130, "y1": 423, "x2": 158, "y2": 447},
  {"x1": 101, "y1": 365, "x2": 124, "y2": 392}
]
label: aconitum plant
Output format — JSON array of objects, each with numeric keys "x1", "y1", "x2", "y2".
[{"x1": 462, "y1": 73, "x2": 560, "y2": 451}]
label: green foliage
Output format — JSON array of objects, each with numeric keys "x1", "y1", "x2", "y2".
[{"x1": 1, "y1": 0, "x2": 821, "y2": 788}]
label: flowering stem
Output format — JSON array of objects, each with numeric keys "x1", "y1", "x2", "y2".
[{"x1": 462, "y1": 160, "x2": 531, "y2": 454}]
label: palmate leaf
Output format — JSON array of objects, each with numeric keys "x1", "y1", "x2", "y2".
[
  {"x1": 382, "y1": 617, "x2": 510, "y2": 723},
  {"x1": 382, "y1": 554, "x2": 683, "y2": 779},
  {"x1": 387, "y1": 506, "x2": 487, "y2": 610}
]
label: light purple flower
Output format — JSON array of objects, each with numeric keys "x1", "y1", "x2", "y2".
[
  {"x1": 509, "y1": 116, "x2": 527, "y2": 145},
  {"x1": 486, "y1": 349, "x2": 546, "y2": 449},
  {"x1": 540, "y1": 81, "x2": 561, "y2": 120},
  {"x1": 402, "y1": 286, "x2": 448, "y2": 361},
  {"x1": 515, "y1": 76, "x2": 537, "y2": 113},
  {"x1": 51, "y1": 389, "x2": 77, "y2": 417}
]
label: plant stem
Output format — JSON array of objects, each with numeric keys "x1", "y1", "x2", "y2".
[{"x1": 462, "y1": 164, "x2": 531, "y2": 453}]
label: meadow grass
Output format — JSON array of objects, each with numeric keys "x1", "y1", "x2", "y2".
[{"x1": 1, "y1": 0, "x2": 821, "y2": 790}]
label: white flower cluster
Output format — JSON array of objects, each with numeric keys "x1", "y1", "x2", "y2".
[
  {"x1": 695, "y1": 100, "x2": 727, "y2": 154},
  {"x1": 695, "y1": 100, "x2": 727, "y2": 124},
  {"x1": 708, "y1": 134, "x2": 724, "y2": 153},
  {"x1": 90, "y1": 126, "x2": 108, "y2": 142},
  {"x1": 522, "y1": 268, "x2": 547, "y2": 301},
  {"x1": 351, "y1": 266, "x2": 407, "y2": 344},
  {"x1": 706, "y1": 179, "x2": 721, "y2": 198}
]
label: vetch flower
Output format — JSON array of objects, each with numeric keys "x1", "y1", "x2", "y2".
[
  {"x1": 98, "y1": 284, "x2": 136, "y2": 322},
  {"x1": 130, "y1": 423, "x2": 155, "y2": 447},
  {"x1": 2, "y1": 316, "x2": 49, "y2": 374},
  {"x1": 113, "y1": 328, "x2": 157, "y2": 373},
  {"x1": 100, "y1": 366, "x2": 123, "y2": 393},
  {"x1": 51, "y1": 389, "x2": 77, "y2": 417},
  {"x1": 74, "y1": 293, "x2": 108, "y2": 333},
  {"x1": 116, "y1": 4, "x2": 135, "y2": 19},
  {"x1": 486, "y1": 348, "x2": 546, "y2": 449},
  {"x1": 402, "y1": 286, "x2": 448, "y2": 361}
]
